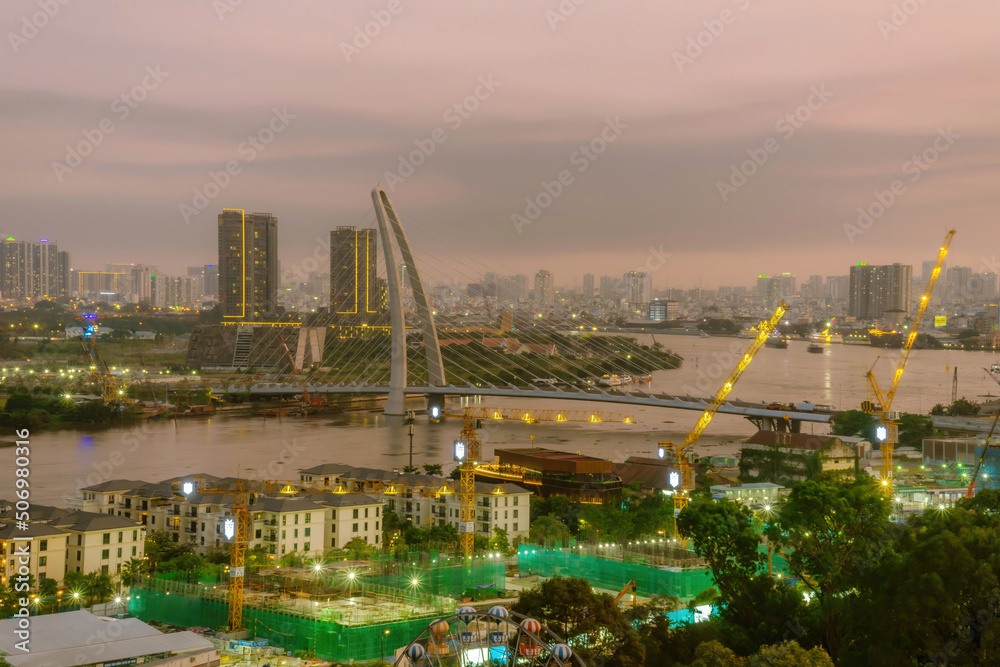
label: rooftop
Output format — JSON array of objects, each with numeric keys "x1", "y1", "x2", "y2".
[
  {"x1": 496, "y1": 447, "x2": 613, "y2": 475},
  {"x1": 0, "y1": 610, "x2": 215, "y2": 667}
]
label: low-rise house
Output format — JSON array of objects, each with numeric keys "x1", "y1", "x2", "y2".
[
  {"x1": 739, "y1": 431, "x2": 858, "y2": 482},
  {"x1": 0, "y1": 521, "x2": 68, "y2": 588},
  {"x1": 710, "y1": 482, "x2": 784, "y2": 506}
]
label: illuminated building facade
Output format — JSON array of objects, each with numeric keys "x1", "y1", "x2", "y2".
[
  {"x1": 0, "y1": 237, "x2": 70, "y2": 300},
  {"x1": 218, "y1": 210, "x2": 278, "y2": 320},
  {"x1": 329, "y1": 226, "x2": 387, "y2": 327}
]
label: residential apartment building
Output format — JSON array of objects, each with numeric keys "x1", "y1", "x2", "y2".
[
  {"x1": 0, "y1": 522, "x2": 68, "y2": 588},
  {"x1": 218, "y1": 209, "x2": 278, "y2": 320}
]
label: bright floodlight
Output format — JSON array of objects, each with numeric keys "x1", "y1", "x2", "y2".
[
  {"x1": 412, "y1": 578, "x2": 419, "y2": 586},
  {"x1": 223, "y1": 518, "x2": 236, "y2": 540},
  {"x1": 114, "y1": 597, "x2": 121, "y2": 604},
  {"x1": 182, "y1": 482, "x2": 193, "y2": 495},
  {"x1": 763, "y1": 504, "x2": 771, "y2": 511},
  {"x1": 348, "y1": 572, "x2": 356, "y2": 580},
  {"x1": 314, "y1": 564, "x2": 323, "y2": 572},
  {"x1": 669, "y1": 471, "x2": 680, "y2": 488},
  {"x1": 73, "y1": 592, "x2": 80, "y2": 599},
  {"x1": 657, "y1": 446, "x2": 666, "y2": 460},
  {"x1": 876, "y1": 425, "x2": 888, "y2": 442}
]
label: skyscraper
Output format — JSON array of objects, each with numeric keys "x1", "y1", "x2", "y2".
[
  {"x1": 582, "y1": 273, "x2": 595, "y2": 298},
  {"x1": 0, "y1": 237, "x2": 70, "y2": 300},
  {"x1": 623, "y1": 271, "x2": 650, "y2": 312},
  {"x1": 218, "y1": 209, "x2": 278, "y2": 320},
  {"x1": 533, "y1": 269, "x2": 554, "y2": 306},
  {"x1": 848, "y1": 263, "x2": 912, "y2": 320},
  {"x1": 329, "y1": 226, "x2": 386, "y2": 326}
]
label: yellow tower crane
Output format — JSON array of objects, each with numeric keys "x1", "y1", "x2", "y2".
[
  {"x1": 449, "y1": 406, "x2": 637, "y2": 559},
  {"x1": 863, "y1": 229, "x2": 955, "y2": 496},
  {"x1": 659, "y1": 300, "x2": 789, "y2": 518}
]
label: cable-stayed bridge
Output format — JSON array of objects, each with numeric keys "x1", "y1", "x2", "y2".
[{"x1": 209, "y1": 187, "x2": 831, "y2": 431}]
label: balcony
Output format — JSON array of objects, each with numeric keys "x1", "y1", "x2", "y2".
[
  {"x1": 479, "y1": 512, "x2": 491, "y2": 522},
  {"x1": 262, "y1": 533, "x2": 278, "y2": 542},
  {"x1": 184, "y1": 526, "x2": 197, "y2": 534},
  {"x1": 478, "y1": 500, "x2": 492, "y2": 508}
]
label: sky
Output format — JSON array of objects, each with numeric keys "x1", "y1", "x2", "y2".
[{"x1": 2, "y1": 0, "x2": 999, "y2": 290}]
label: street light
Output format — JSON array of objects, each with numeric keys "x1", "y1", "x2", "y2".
[
  {"x1": 404, "y1": 411, "x2": 416, "y2": 469},
  {"x1": 381, "y1": 629, "x2": 390, "y2": 662}
]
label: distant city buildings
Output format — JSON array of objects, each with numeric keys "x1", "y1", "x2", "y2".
[
  {"x1": 848, "y1": 263, "x2": 912, "y2": 320},
  {"x1": 152, "y1": 275, "x2": 198, "y2": 309},
  {"x1": 218, "y1": 209, "x2": 278, "y2": 320},
  {"x1": 623, "y1": 271, "x2": 651, "y2": 313},
  {"x1": 0, "y1": 237, "x2": 70, "y2": 300},
  {"x1": 648, "y1": 299, "x2": 679, "y2": 321},
  {"x1": 582, "y1": 273, "x2": 595, "y2": 298}
]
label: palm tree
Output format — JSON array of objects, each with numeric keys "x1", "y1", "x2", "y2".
[{"x1": 120, "y1": 558, "x2": 148, "y2": 592}]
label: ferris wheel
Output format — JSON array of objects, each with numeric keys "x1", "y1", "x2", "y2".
[{"x1": 393, "y1": 606, "x2": 585, "y2": 667}]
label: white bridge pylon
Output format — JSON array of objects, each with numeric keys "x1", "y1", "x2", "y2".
[{"x1": 372, "y1": 186, "x2": 446, "y2": 415}]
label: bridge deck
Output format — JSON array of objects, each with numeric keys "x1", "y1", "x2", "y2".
[{"x1": 247, "y1": 383, "x2": 832, "y2": 423}]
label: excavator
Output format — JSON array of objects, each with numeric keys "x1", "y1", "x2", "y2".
[{"x1": 614, "y1": 579, "x2": 638, "y2": 608}]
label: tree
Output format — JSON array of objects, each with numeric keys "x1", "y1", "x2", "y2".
[
  {"x1": 529, "y1": 515, "x2": 571, "y2": 545},
  {"x1": 344, "y1": 537, "x2": 373, "y2": 560},
  {"x1": 897, "y1": 413, "x2": 934, "y2": 449},
  {"x1": 764, "y1": 476, "x2": 892, "y2": 660},
  {"x1": 401, "y1": 465, "x2": 419, "y2": 474},
  {"x1": 513, "y1": 577, "x2": 645, "y2": 667},
  {"x1": 487, "y1": 527, "x2": 514, "y2": 556},
  {"x1": 688, "y1": 640, "x2": 740, "y2": 667},
  {"x1": 830, "y1": 410, "x2": 876, "y2": 439},
  {"x1": 747, "y1": 641, "x2": 834, "y2": 666},
  {"x1": 120, "y1": 558, "x2": 148, "y2": 588},
  {"x1": 145, "y1": 530, "x2": 195, "y2": 572},
  {"x1": 948, "y1": 397, "x2": 981, "y2": 416},
  {"x1": 422, "y1": 463, "x2": 443, "y2": 476}
]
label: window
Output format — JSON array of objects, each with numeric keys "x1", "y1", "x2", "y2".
[
  {"x1": 331, "y1": 524, "x2": 336, "y2": 533},
  {"x1": 294, "y1": 529, "x2": 299, "y2": 538},
  {"x1": 375, "y1": 521, "x2": 379, "y2": 530},
  {"x1": 364, "y1": 522, "x2": 368, "y2": 531},
  {"x1": 504, "y1": 511, "x2": 508, "y2": 519},
  {"x1": 109, "y1": 495, "x2": 115, "y2": 503},
  {"x1": 513, "y1": 523, "x2": 518, "y2": 531},
  {"x1": 101, "y1": 549, "x2": 109, "y2": 559},
  {"x1": 331, "y1": 509, "x2": 337, "y2": 519},
  {"x1": 364, "y1": 508, "x2": 369, "y2": 518},
  {"x1": 77, "y1": 535, "x2": 82, "y2": 546},
  {"x1": 282, "y1": 530, "x2": 286, "y2": 539},
  {"x1": 39, "y1": 540, "x2": 47, "y2": 551},
  {"x1": 118, "y1": 531, "x2": 123, "y2": 543},
  {"x1": 304, "y1": 542, "x2": 310, "y2": 551},
  {"x1": 101, "y1": 565, "x2": 108, "y2": 575},
  {"x1": 255, "y1": 529, "x2": 261, "y2": 539},
  {"x1": 375, "y1": 534, "x2": 379, "y2": 544},
  {"x1": 513, "y1": 496, "x2": 518, "y2": 505},
  {"x1": 352, "y1": 523, "x2": 359, "y2": 532},
  {"x1": 305, "y1": 513, "x2": 311, "y2": 524},
  {"x1": 117, "y1": 548, "x2": 122, "y2": 558},
  {"x1": 353, "y1": 509, "x2": 359, "y2": 519},
  {"x1": 132, "y1": 546, "x2": 137, "y2": 556},
  {"x1": 39, "y1": 556, "x2": 46, "y2": 567},
  {"x1": 504, "y1": 497, "x2": 508, "y2": 506},
  {"x1": 102, "y1": 533, "x2": 111, "y2": 545},
  {"x1": 494, "y1": 512, "x2": 498, "y2": 520},
  {"x1": 304, "y1": 527, "x2": 311, "y2": 537},
  {"x1": 294, "y1": 514, "x2": 299, "y2": 525},
  {"x1": 513, "y1": 510, "x2": 519, "y2": 518},
  {"x1": 375, "y1": 507, "x2": 380, "y2": 517},
  {"x1": 293, "y1": 543, "x2": 297, "y2": 551},
  {"x1": 494, "y1": 498, "x2": 498, "y2": 507},
  {"x1": 331, "y1": 538, "x2": 337, "y2": 548}
]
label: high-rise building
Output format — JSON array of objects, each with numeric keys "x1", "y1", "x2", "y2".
[
  {"x1": 648, "y1": 299, "x2": 679, "y2": 321},
  {"x1": 533, "y1": 270, "x2": 554, "y2": 306},
  {"x1": 218, "y1": 209, "x2": 278, "y2": 320},
  {"x1": 329, "y1": 226, "x2": 385, "y2": 326},
  {"x1": 152, "y1": 276, "x2": 198, "y2": 309},
  {"x1": 623, "y1": 271, "x2": 650, "y2": 312},
  {"x1": 0, "y1": 238, "x2": 70, "y2": 301},
  {"x1": 848, "y1": 263, "x2": 912, "y2": 320},
  {"x1": 826, "y1": 275, "x2": 850, "y2": 301},
  {"x1": 946, "y1": 266, "x2": 973, "y2": 303},
  {"x1": 513, "y1": 274, "x2": 529, "y2": 304},
  {"x1": 582, "y1": 273, "x2": 595, "y2": 298},
  {"x1": 187, "y1": 265, "x2": 219, "y2": 300}
]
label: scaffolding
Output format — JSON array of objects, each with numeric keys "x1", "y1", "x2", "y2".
[{"x1": 517, "y1": 545, "x2": 715, "y2": 601}]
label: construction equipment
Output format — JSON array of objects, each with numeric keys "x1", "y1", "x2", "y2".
[
  {"x1": 450, "y1": 406, "x2": 637, "y2": 559},
  {"x1": 277, "y1": 333, "x2": 321, "y2": 410},
  {"x1": 965, "y1": 401, "x2": 1000, "y2": 498},
  {"x1": 613, "y1": 579, "x2": 638, "y2": 608},
  {"x1": 863, "y1": 230, "x2": 955, "y2": 496},
  {"x1": 659, "y1": 300, "x2": 789, "y2": 518}
]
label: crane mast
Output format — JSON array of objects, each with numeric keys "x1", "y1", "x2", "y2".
[
  {"x1": 865, "y1": 229, "x2": 954, "y2": 495},
  {"x1": 661, "y1": 301, "x2": 788, "y2": 517}
]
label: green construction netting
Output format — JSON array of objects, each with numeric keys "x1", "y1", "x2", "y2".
[
  {"x1": 360, "y1": 559, "x2": 506, "y2": 599},
  {"x1": 517, "y1": 545, "x2": 715, "y2": 600},
  {"x1": 129, "y1": 581, "x2": 449, "y2": 663}
]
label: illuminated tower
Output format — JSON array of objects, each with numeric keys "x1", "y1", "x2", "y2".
[
  {"x1": 218, "y1": 210, "x2": 278, "y2": 320},
  {"x1": 330, "y1": 226, "x2": 386, "y2": 327}
]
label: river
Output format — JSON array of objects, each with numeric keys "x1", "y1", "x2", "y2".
[{"x1": 14, "y1": 336, "x2": 1000, "y2": 507}]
